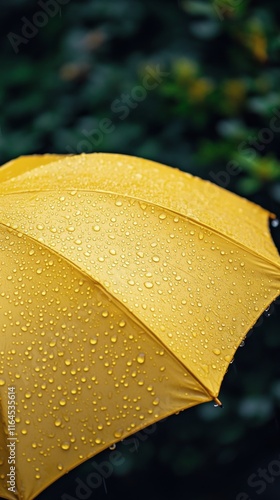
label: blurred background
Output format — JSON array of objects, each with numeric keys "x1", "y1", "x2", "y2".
[{"x1": 1, "y1": 0, "x2": 280, "y2": 499}]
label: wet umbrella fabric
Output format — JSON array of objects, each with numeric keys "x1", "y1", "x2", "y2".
[{"x1": 0, "y1": 153, "x2": 279, "y2": 500}]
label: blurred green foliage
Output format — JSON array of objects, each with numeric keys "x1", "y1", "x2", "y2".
[{"x1": 1, "y1": 0, "x2": 280, "y2": 499}]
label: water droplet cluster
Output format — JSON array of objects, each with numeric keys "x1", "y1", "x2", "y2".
[{"x1": 0, "y1": 152, "x2": 279, "y2": 497}]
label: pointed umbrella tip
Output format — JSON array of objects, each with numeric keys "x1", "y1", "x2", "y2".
[{"x1": 214, "y1": 397, "x2": 223, "y2": 408}]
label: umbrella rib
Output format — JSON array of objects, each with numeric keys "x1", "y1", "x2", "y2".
[
  {"x1": 0, "y1": 221, "x2": 218, "y2": 404},
  {"x1": 1, "y1": 188, "x2": 280, "y2": 270},
  {"x1": 1, "y1": 186, "x2": 279, "y2": 405}
]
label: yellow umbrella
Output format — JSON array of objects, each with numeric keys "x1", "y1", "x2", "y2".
[{"x1": 0, "y1": 153, "x2": 279, "y2": 500}]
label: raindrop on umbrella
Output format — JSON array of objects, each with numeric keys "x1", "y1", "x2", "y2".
[{"x1": 265, "y1": 306, "x2": 271, "y2": 317}]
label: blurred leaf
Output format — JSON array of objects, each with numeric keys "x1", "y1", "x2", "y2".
[
  {"x1": 238, "y1": 397, "x2": 273, "y2": 421},
  {"x1": 236, "y1": 177, "x2": 262, "y2": 194},
  {"x1": 181, "y1": 1, "x2": 215, "y2": 17},
  {"x1": 247, "y1": 93, "x2": 280, "y2": 116},
  {"x1": 189, "y1": 20, "x2": 221, "y2": 39}
]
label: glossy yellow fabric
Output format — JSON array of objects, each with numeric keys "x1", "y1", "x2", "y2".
[{"x1": 0, "y1": 153, "x2": 279, "y2": 500}]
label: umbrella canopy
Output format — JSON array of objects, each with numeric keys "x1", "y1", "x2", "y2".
[{"x1": 0, "y1": 153, "x2": 279, "y2": 500}]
